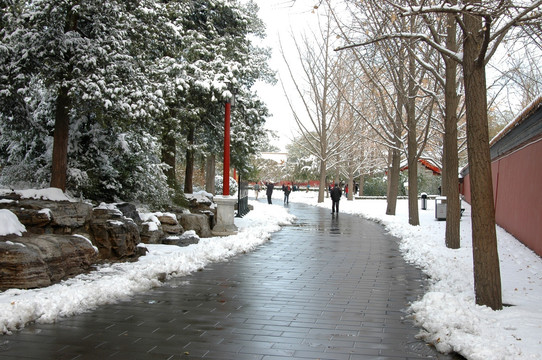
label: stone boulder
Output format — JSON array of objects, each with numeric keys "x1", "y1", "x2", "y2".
[
  {"x1": 0, "y1": 234, "x2": 98, "y2": 290},
  {"x1": 185, "y1": 193, "x2": 216, "y2": 221},
  {"x1": 0, "y1": 237, "x2": 50, "y2": 289},
  {"x1": 0, "y1": 198, "x2": 92, "y2": 234},
  {"x1": 162, "y1": 230, "x2": 200, "y2": 247},
  {"x1": 178, "y1": 213, "x2": 212, "y2": 238},
  {"x1": 115, "y1": 202, "x2": 141, "y2": 224},
  {"x1": 88, "y1": 206, "x2": 140, "y2": 259},
  {"x1": 157, "y1": 213, "x2": 183, "y2": 235},
  {"x1": 140, "y1": 221, "x2": 162, "y2": 244},
  {"x1": 139, "y1": 211, "x2": 185, "y2": 244}
]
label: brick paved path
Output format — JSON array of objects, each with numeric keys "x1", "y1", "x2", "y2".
[{"x1": 0, "y1": 200, "x2": 460, "y2": 360}]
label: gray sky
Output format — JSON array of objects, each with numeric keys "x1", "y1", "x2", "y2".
[{"x1": 251, "y1": 1, "x2": 322, "y2": 151}]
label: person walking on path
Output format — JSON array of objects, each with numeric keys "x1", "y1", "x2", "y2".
[
  {"x1": 253, "y1": 182, "x2": 260, "y2": 199},
  {"x1": 266, "y1": 181, "x2": 274, "y2": 204},
  {"x1": 330, "y1": 183, "x2": 342, "y2": 214},
  {"x1": 284, "y1": 184, "x2": 291, "y2": 204}
]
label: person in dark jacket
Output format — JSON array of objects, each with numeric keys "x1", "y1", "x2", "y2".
[
  {"x1": 266, "y1": 181, "x2": 274, "y2": 204},
  {"x1": 284, "y1": 184, "x2": 291, "y2": 204},
  {"x1": 330, "y1": 183, "x2": 342, "y2": 214}
]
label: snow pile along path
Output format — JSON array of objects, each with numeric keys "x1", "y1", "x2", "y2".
[
  {"x1": 287, "y1": 191, "x2": 542, "y2": 360},
  {"x1": 0, "y1": 200, "x2": 294, "y2": 334}
]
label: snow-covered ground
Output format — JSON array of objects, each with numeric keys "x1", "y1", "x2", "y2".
[
  {"x1": 1, "y1": 188, "x2": 541, "y2": 359},
  {"x1": 0, "y1": 189, "x2": 294, "y2": 335},
  {"x1": 279, "y1": 190, "x2": 542, "y2": 360}
]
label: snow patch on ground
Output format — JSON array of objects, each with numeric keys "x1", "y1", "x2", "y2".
[
  {"x1": 286, "y1": 191, "x2": 542, "y2": 360},
  {"x1": 0, "y1": 200, "x2": 294, "y2": 335}
]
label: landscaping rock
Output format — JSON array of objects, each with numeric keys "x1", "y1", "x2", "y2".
[
  {"x1": 0, "y1": 191, "x2": 218, "y2": 290},
  {"x1": 0, "y1": 234, "x2": 98, "y2": 290},
  {"x1": 162, "y1": 230, "x2": 200, "y2": 247},
  {"x1": 115, "y1": 202, "x2": 141, "y2": 224},
  {"x1": 178, "y1": 213, "x2": 212, "y2": 238},
  {"x1": 0, "y1": 199, "x2": 92, "y2": 234},
  {"x1": 88, "y1": 206, "x2": 140, "y2": 259}
]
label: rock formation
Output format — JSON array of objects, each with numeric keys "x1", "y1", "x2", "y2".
[
  {"x1": 0, "y1": 233, "x2": 97, "y2": 290},
  {"x1": 0, "y1": 190, "x2": 217, "y2": 290}
]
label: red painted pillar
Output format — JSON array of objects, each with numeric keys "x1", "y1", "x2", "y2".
[{"x1": 223, "y1": 101, "x2": 231, "y2": 196}]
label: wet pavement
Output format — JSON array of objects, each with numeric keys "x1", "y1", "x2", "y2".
[{"x1": 0, "y1": 200, "x2": 460, "y2": 359}]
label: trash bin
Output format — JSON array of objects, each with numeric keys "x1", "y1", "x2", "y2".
[
  {"x1": 435, "y1": 196, "x2": 447, "y2": 220},
  {"x1": 421, "y1": 192, "x2": 428, "y2": 210}
]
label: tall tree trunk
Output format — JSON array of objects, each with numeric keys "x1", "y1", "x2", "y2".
[
  {"x1": 184, "y1": 125, "x2": 195, "y2": 194},
  {"x1": 347, "y1": 166, "x2": 354, "y2": 201},
  {"x1": 386, "y1": 147, "x2": 401, "y2": 215},
  {"x1": 318, "y1": 159, "x2": 326, "y2": 203},
  {"x1": 358, "y1": 174, "x2": 364, "y2": 196},
  {"x1": 463, "y1": 6, "x2": 502, "y2": 310},
  {"x1": 406, "y1": 39, "x2": 420, "y2": 226},
  {"x1": 386, "y1": 94, "x2": 403, "y2": 216},
  {"x1": 50, "y1": 86, "x2": 70, "y2": 191},
  {"x1": 406, "y1": 135, "x2": 419, "y2": 225},
  {"x1": 161, "y1": 127, "x2": 176, "y2": 189},
  {"x1": 444, "y1": 12, "x2": 461, "y2": 249},
  {"x1": 50, "y1": 9, "x2": 78, "y2": 191},
  {"x1": 205, "y1": 155, "x2": 216, "y2": 194}
]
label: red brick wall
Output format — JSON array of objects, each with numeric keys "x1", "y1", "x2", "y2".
[{"x1": 461, "y1": 139, "x2": 542, "y2": 257}]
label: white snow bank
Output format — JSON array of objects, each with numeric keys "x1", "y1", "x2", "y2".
[
  {"x1": 0, "y1": 200, "x2": 295, "y2": 334},
  {"x1": 288, "y1": 191, "x2": 542, "y2": 360}
]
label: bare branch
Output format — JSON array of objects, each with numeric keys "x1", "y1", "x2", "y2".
[{"x1": 335, "y1": 32, "x2": 463, "y2": 64}]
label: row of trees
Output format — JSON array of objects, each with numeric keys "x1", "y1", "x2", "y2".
[
  {"x1": 284, "y1": 1, "x2": 541, "y2": 310},
  {"x1": 0, "y1": 0, "x2": 274, "y2": 207}
]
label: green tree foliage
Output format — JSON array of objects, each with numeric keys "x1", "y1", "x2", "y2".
[{"x1": 0, "y1": 0, "x2": 272, "y2": 205}]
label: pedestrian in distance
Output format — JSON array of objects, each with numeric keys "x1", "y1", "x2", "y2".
[
  {"x1": 284, "y1": 183, "x2": 291, "y2": 204},
  {"x1": 266, "y1": 181, "x2": 274, "y2": 204},
  {"x1": 254, "y1": 182, "x2": 260, "y2": 199},
  {"x1": 330, "y1": 183, "x2": 342, "y2": 214}
]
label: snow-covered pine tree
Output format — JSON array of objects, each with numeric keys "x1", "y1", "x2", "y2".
[
  {"x1": 172, "y1": 0, "x2": 274, "y2": 193},
  {"x1": 0, "y1": 0, "x2": 273, "y2": 204},
  {"x1": 0, "y1": 0, "x2": 170, "y2": 204}
]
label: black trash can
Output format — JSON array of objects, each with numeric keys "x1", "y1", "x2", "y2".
[{"x1": 421, "y1": 192, "x2": 428, "y2": 210}]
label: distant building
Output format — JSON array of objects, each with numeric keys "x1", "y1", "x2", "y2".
[
  {"x1": 460, "y1": 96, "x2": 542, "y2": 257},
  {"x1": 400, "y1": 158, "x2": 442, "y2": 175}
]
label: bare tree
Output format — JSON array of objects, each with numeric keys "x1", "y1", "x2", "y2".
[
  {"x1": 490, "y1": 40, "x2": 542, "y2": 112},
  {"x1": 336, "y1": 0, "x2": 542, "y2": 310},
  {"x1": 329, "y1": 1, "x2": 435, "y2": 224},
  {"x1": 329, "y1": 55, "x2": 367, "y2": 200},
  {"x1": 410, "y1": 1, "x2": 464, "y2": 248},
  {"x1": 326, "y1": 3, "x2": 406, "y2": 214},
  {"x1": 280, "y1": 12, "x2": 351, "y2": 203}
]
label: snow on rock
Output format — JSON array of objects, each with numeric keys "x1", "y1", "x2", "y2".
[
  {"x1": 0, "y1": 200, "x2": 295, "y2": 334},
  {"x1": 0, "y1": 210, "x2": 26, "y2": 236},
  {"x1": 179, "y1": 230, "x2": 198, "y2": 239},
  {"x1": 95, "y1": 202, "x2": 123, "y2": 215},
  {"x1": 0, "y1": 188, "x2": 73, "y2": 202},
  {"x1": 38, "y1": 208, "x2": 52, "y2": 221},
  {"x1": 139, "y1": 212, "x2": 162, "y2": 232},
  {"x1": 185, "y1": 191, "x2": 213, "y2": 205}
]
